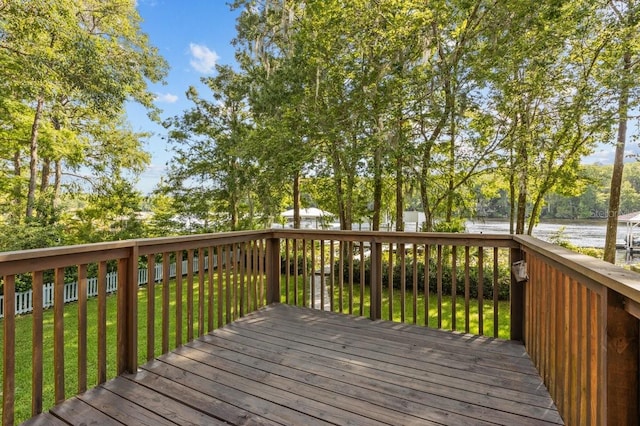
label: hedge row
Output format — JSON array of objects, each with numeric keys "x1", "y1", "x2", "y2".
[{"x1": 337, "y1": 258, "x2": 511, "y2": 301}]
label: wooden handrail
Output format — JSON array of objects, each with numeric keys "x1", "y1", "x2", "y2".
[{"x1": 1, "y1": 229, "x2": 639, "y2": 425}]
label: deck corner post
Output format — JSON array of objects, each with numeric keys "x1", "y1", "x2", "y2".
[
  {"x1": 266, "y1": 236, "x2": 281, "y2": 305},
  {"x1": 606, "y1": 288, "x2": 639, "y2": 425},
  {"x1": 370, "y1": 241, "x2": 382, "y2": 320},
  {"x1": 510, "y1": 247, "x2": 525, "y2": 341},
  {"x1": 117, "y1": 243, "x2": 139, "y2": 375}
]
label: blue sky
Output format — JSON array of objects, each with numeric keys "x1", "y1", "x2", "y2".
[{"x1": 129, "y1": 0, "x2": 241, "y2": 194}]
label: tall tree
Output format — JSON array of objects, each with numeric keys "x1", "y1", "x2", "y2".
[
  {"x1": 233, "y1": 0, "x2": 311, "y2": 228},
  {"x1": 603, "y1": 0, "x2": 640, "y2": 262},
  {"x1": 166, "y1": 66, "x2": 261, "y2": 231},
  {"x1": 0, "y1": 0, "x2": 167, "y2": 224},
  {"x1": 483, "y1": 0, "x2": 611, "y2": 234}
]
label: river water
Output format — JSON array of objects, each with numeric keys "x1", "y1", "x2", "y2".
[{"x1": 465, "y1": 219, "x2": 629, "y2": 249}]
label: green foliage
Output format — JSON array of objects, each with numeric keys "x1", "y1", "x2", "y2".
[
  {"x1": 474, "y1": 163, "x2": 640, "y2": 221},
  {"x1": 0, "y1": 0, "x2": 167, "y2": 246}
]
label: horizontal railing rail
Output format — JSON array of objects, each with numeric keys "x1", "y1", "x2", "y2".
[
  {"x1": 0, "y1": 253, "x2": 240, "y2": 318},
  {"x1": 0, "y1": 229, "x2": 639, "y2": 425}
]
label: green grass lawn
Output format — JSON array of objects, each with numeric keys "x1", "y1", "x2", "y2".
[
  {"x1": 1, "y1": 274, "x2": 241, "y2": 423},
  {"x1": 2, "y1": 274, "x2": 510, "y2": 423},
  {"x1": 281, "y1": 275, "x2": 511, "y2": 338}
]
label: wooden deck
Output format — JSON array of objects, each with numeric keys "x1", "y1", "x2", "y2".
[{"x1": 24, "y1": 304, "x2": 563, "y2": 426}]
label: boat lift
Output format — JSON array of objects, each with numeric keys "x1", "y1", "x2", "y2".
[{"x1": 619, "y1": 211, "x2": 640, "y2": 261}]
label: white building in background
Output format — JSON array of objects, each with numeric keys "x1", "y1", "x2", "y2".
[{"x1": 279, "y1": 208, "x2": 336, "y2": 229}]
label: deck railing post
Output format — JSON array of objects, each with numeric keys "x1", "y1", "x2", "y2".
[
  {"x1": 370, "y1": 241, "x2": 382, "y2": 320},
  {"x1": 510, "y1": 247, "x2": 525, "y2": 341},
  {"x1": 606, "y1": 288, "x2": 639, "y2": 425},
  {"x1": 117, "y1": 243, "x2": 138, "y2": 375},
  {"x1": 266, "y1": 236, "x2": 281, "y2": 305}
]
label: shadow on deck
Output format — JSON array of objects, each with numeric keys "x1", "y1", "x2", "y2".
[{"x1": 24, "y1": 304, "x2": 562, "y2": 426}]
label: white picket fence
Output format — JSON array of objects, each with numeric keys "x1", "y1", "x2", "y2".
[{"x1": 0, "y1": 255, "x2": 220, "y2": 319}]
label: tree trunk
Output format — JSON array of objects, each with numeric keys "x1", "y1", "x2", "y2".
[
  {"x1": 292, "y1": 170, "x2": 301, "y2": 229},
  {"x1": 40, "y1": 159, "x2": 50, "y2": 192},
  {"x1": 26, "y1": 97, "x2": 45, "y2": 219},
  {"x1": 372, "y1": 145, "x2": 382, "y2": 231},
  {"x1": 446, "y1": 83, "x2": 456, "y2": 223},
  {"x1": 53, "y1": 160, "x2": 62, "y2": 209},
  {"x1": 12, "y1": 150, "x2": 21, "y2": 208},
  {"x1": 604, "y1": 50, "x2": 631, "y2": 264},
  {"x1": 516, "y1": 180, "x2": 527, "y2": 235},
  {"x1": 395, "y1": 156, "x2": 404, "y2": 232}
]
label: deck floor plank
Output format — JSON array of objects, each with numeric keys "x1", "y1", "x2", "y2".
[
  {"x1": 101, "y1": 376, "x2": 232, "y2": 426},
  {"x1": 244, "y1": 307, "x2": 541, "y2": 374},
  {"x1": 191, "y1": 330, "x2": 556, "y2": 416},
  {"x1": 26, "y1": 304, "x2": 563, "y2": 426}
]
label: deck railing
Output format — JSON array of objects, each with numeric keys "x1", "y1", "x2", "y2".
[{"x1": 1, "y1": 229, "x2": 639, "y2": 425}]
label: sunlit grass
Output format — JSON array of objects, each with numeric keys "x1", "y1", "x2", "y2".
[{"x1": 280, "y1": 275, "x2": 511, "y2": 338}]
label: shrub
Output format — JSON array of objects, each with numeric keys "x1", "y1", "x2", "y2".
[{"x1": 334, "y1": 255, "x2": 511, "y2": 301}]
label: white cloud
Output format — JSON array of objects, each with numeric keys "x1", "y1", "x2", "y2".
[
  {"x1": 189, "y1": 43, "x2": 219, "y2": 74},
  {"x1": 154, "y1": 92, "x2": 178, "y2": 103}
]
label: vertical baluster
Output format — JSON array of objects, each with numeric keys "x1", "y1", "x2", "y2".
[
  {"x1": 413, "y1": 245, "x2": 418, "y2": 325},
  {"x1": 478, "y1": 247, "x2": 484, "y2": 336},
  {"x1": 253, "y1": 241, "x2": 259, "y2": 310},
  {"x1": 359, "y1": 242, "x2": 364, "y2": 316},
  {"x1": 437, "y1": 245, "x2": 443, "y2": 329},
  {"x1": 54, "y1": 267, "x2": 65, "y2": 404},
  {"x1": 400, "y1": 243, "x2": 406, "y2": 323},
  {"x1": 258, "y1": 239, "x2": 265, "y2": 307},
  {"x1": 493, "y1": 247, "x2": 499, "y2": 338},
  {"x1": 217, "y1": 247, "x2": 223, "y2": 328},
  {"x1": 32, "y1": 271, "x2": 43, "y2": 416},
  {"x1": 592, "y1": 291, "x2": 603, "y2": 424},
  {"x1": 293, "y1": 239, "x2": 299, "y2": 306},
  {"x1": 245, "y1": 242, "x2": 252, "y2": 313},
  {"x1": 578, "y1": 285, "x2": 588, "y2": 422},
  {"x1": 424, "y1": 244, "x2": 430, "y2": 327},
  {"x1": 451, "y1": 246, "x2": 457, "y2": 332},
  {"x1": 239, "y1": 243, "x2": 245, "y2": 317},
  {"x1": 78, "y1": 264, "x2": 88, "y2": 392},
  {"x1": 569, "y1": 278, "x2": 579, "y2": 423},
  {"x1": 285, "y1": 239, "x2": 291, "y2": 305},
  {"x1": 464, "y1": 246, "x2": 470, "y2": 334},
  {"x1": 321, "y1": 239, "x2": 326, "y2": 311},
  {"x1": 198, "y1": 248, "x2": 205, "y2": 336},
  {"x1": 147, "y1": 255, "x2": 156, "y2": 361},
  {"x1": 311, "y1": 240, "x2": 316, "y2": 309},
  {"x1": 547, "y1": 268, "x2": 564, "y2": 412},
  {"x1": 329, "y1": 240, "x2": 335, "y2": 312},
  {"x1": 302, "y1": 239, "x2": 308, "y2": 308},
  {"x1": 208, "y1": 247, "x2": 214, "y2": 332},
  {"x1": 225, "y1": 245, "x2": 232, "y2": 324},
  {"x1": 373, "y1": 241, "x2": 383, "y2": 321},
  {"x1": 348, "y1": 241, "x2": 354, "y2": 315},
  {"x1": 339, "y1": 241, "x2": 344, "y2": 312},
  {"x1": 233, "y1": 244, "x2": 239, "y2": 319},
  {"x1": 161, "y1": 253, "x2": 170, "y2": 353},
  {"x1": 388, "y1": 243, "x2": 394, "y2": 321},
  {"x1": 98, "y1": 261, "x2": 108, "y2": 383},
  {"x1": 175, "y1": 251, "x2": 183, "y2": 346},
  {"x1": 3, "y1": 274, "x2": 16, "y2": 425}
]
